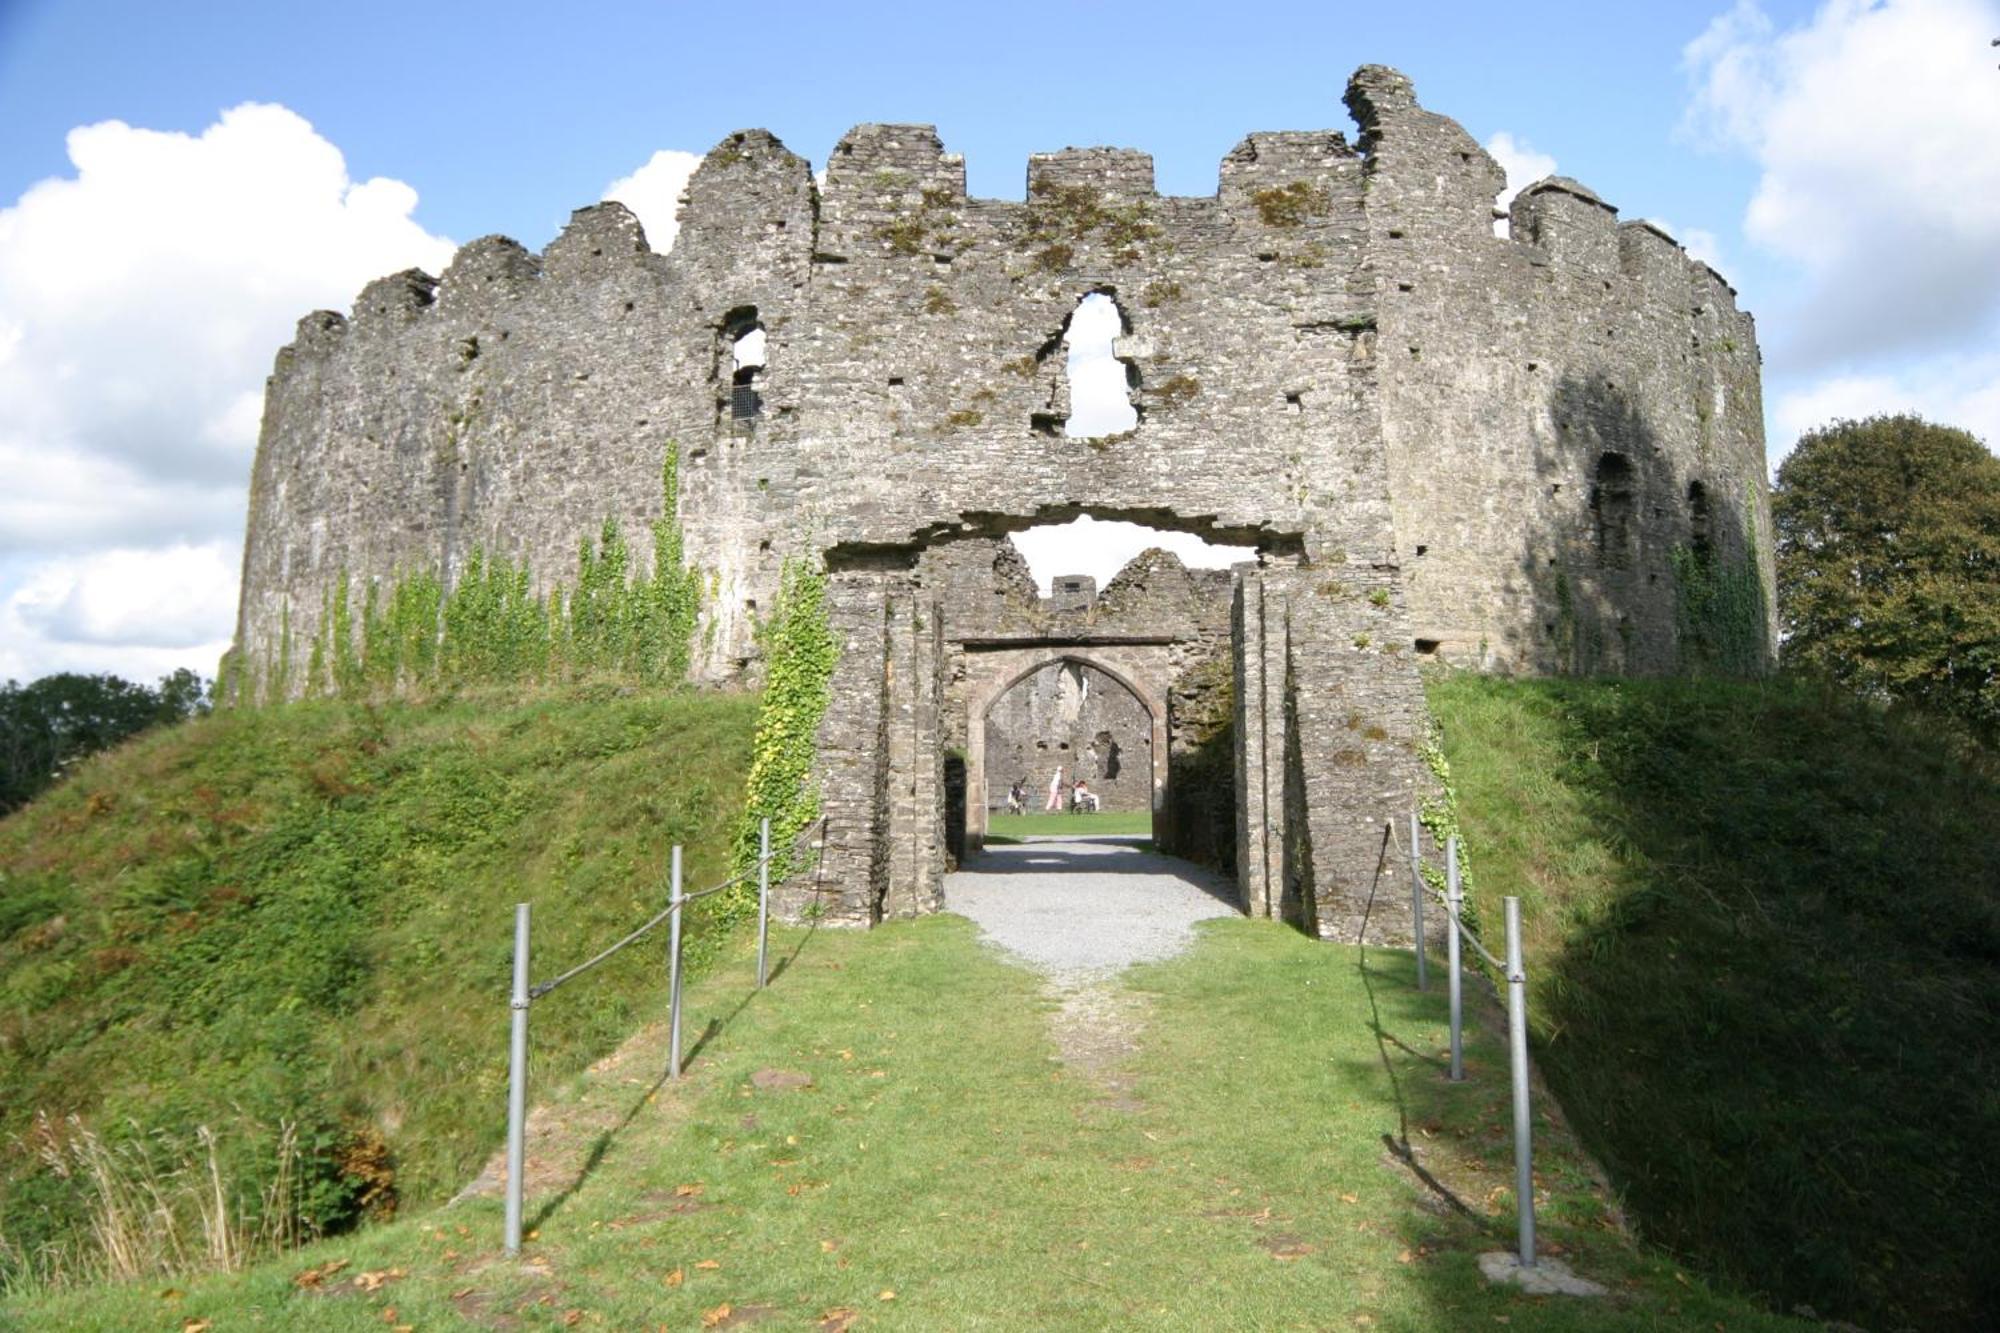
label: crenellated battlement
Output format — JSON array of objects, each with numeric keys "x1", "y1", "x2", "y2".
[{"x1": 233, "y1": 61, "x2": 1773, "y2": 936}]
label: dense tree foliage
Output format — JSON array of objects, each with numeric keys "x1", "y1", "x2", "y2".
[
  {"x1": 0, "y1": 669, "x2": 209, "y2": 813},
  {"x1": 1774, "y1": 414, "x2": 2000, "y2": 741}
]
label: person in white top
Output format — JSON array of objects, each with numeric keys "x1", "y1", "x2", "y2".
[
  {"x1": 1045, "y1": 765, "x2": 1065, "y2": 812},
  {"x1": 1072, "y1": 778, "x2": 1099, "y2": 812}
]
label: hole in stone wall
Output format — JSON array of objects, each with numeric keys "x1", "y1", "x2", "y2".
[
  {"x1": 1060, "y1": 293, "x2": 1138, "y2": 439},
  {"x1": 725, "y1": 311, "x2": 765, "y2": 422},
  {"x1": 1008, "y1": 516, "x2": 1256, "y2": 597},
  {"x1": 1688, "y1": 480, "x2": 1713, "y2": 558},
  {"x1": 1593, "y1": 452, "x2": 1635, "y2": 570},
  {"x1": 1415, "y1": 638, "x2": 1441, "y2": 654}
]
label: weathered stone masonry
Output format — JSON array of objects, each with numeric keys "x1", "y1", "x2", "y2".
[{"x1": 233, "y1": 66, "x2": 1772, "y2": 939}]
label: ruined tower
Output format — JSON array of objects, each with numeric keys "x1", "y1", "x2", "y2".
[{"x1": 232, "y1": 66, "x2": 1772, "y2": 937}]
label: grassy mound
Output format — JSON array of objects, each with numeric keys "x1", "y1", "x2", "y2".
[
  {"x1": 0, "y1": 686, "x2": 756, "y2": 1286},
  {"x1": 1431, "y1": 675, "x2": 2000, "y2": 1330}
]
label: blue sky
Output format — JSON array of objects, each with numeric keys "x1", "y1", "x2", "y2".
[{"x1": 1, "y1": 0, "x2": 1996, "y2": 683}]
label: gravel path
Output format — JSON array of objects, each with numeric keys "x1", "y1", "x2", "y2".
[{"x1": 945, "y1": 835, "x2": 1241, "y2": 979}]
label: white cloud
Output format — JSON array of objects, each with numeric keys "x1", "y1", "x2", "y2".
[
  {"x1": 1009, "y1": 517, "x2": 1256, "y2": 596},
  {"x1": 602, "y1": 149, "x2": 701, "y2": 253},
  {"x1": 1770, "y1": 351, "x2": 2000, "y2": 460},
  {"x1": 11, "y1": 543, "x2": 238, "y2": 649},
  {"x1": 1484, "y1": 131, "x2": 1557, "y2": 237},
  {"x1": 0, "y1": 102, "x2": 454, "y2": 681},
  {"x1": 1683, "y1": 0, "x2": 2000, "y2": 368},
  {"x1": 0, "y1": 544, "x2": 237, "y2": 683}
]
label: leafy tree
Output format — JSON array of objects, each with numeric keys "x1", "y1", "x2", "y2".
[
  {"x1": 0, "y1": 670, "x2": 210, "y2": 813},
  {"x1": 1774, "y1": 414, "x2": 2000, "y2": 740}
]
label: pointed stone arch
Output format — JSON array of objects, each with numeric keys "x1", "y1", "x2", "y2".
[{"x1": 961, "y1": 645, "x2": 1172, "y2": 848}]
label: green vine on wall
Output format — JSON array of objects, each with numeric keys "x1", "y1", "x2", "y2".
[
  {"x1": 285, "y1": 454, "x2": 700, "y2": 698},
  {"x1": 1416, "y1": 719, "x2": 1484, "y2": 940},
  {"x1": 731, "y1": 557, "x2": 836, "y2": 893},
  {"x1": 1672, "y1": 536, "x2": 1767, "y2": 678}
]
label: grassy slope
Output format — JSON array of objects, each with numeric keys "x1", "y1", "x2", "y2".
[
  {"x1": 5, "y1": 916, "x2": 1803, "y2": 1331},
  {"x1": 0, "y1": 686, "x2": 756, "y2": 1277},
  {"x1": 1431, "y1": 675, "x2": 2000, "y2": 1331}
]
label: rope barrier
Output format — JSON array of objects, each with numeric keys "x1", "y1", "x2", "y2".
[
  {"x1": 505, "y1": 816, "x2": 825, "y2": 1257},
  {"x1": 1386, "y1": 819, "x2": 1505, "y2": 973},
  {"x1": 524, "y1": 818, "x2": 825, "y2": 1001},
  {"x1": 1384, "y1": 812, "x2": 1538, "y2": 1269}
]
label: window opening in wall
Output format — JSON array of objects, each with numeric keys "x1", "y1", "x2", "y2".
[
  {"x1": 728, "y1": 318, "x2": 766, "y2": 422},
  {"x1": 1592, "y1": 452, "x2": 1635, "y2": 570},
  {"x1": 1687, "y1": 480, "x2": 1713, "y2": 559},
  {"x1": 1059, "y1": 293, "x2": 1137, "y2": 438},
  {"x1": 1009, "y1": 516, "x2": 1256, "y2": 596}
]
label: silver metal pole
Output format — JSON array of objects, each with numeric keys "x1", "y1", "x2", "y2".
[
  {"x1": 1409, "y1": 810, "x2": 1428, "y2": 992},
  {"x1": 1506, "y1": 895, "x2": 1536, "y2": 1267},
  {"x1": 504, "y1": 902, "x2": 530, "y2": 1256},
  {"x1": 756, "y1": 817, "x2": 771, "y2": 989},
  {"x1": 667, "y1": 846, "x2": 684, "y2": 1079},
  {"x1": 1446, "y1": 835, "x2": 1465, "y2": 1082}
]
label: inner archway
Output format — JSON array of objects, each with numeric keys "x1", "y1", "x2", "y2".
[
  {"x1": 983, "y1": 657, "x2": 1154, "y2": 839},
  {"x1": 959, "y1": 646, "x2": 1171, "y2": 854}
]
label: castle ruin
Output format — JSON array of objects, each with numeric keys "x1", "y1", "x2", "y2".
[{"x1": 232, "y1": 66, "x2": 1773, "y2": 938}]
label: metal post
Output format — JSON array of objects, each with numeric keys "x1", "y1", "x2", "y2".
[
  {"x1": 667, "y1": 846, "x2": 684, "y2": 1079},
  {"x1": 1506, "y1": 896, "x2": 1536, "y2": 1267},
  {"x1": 1446, "y1": 836, "x2": 1465, "y2": 1082},
  {"x1": 1408, "y1": 811, "x2": 1428, "y2": 992},
  {"x1": 756, "y1": 817, "x2": 771, "y2": 989},
  {"x1": 504, "y1": 902, "x2": 530, "y2": 1256}
]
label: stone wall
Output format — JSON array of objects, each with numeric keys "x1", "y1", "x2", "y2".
[{"x1": 233, "y1": 65, "x2": 1774, "y2": 938}]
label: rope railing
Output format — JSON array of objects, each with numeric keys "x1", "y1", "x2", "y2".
[
  {"x1": 1386, "y1": 813, "x2": 1538, "y2": 1271},
  {"x1": 501, "y1": 816, "x2": 826, "y2": 1256},
  {"x1": 1389, "y1": 820, "x2": 1504, "y2": 973}
]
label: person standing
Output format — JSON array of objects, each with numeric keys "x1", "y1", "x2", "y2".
[{"x1": 1045, "y1": 765, "x2": 1064, "y2": 812}]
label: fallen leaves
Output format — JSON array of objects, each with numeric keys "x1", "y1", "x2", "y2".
[
  {"x1": 701, "y1": 1306, "x2": 733, "y2": 1328},
  {"x1": 817, "y1": 1308, "x2": 858, "y2": 1332},
  {"x1": 354, "y1": 1268, "x2": 406, "y2": 1293},
  {"x1": 878, "y1": 1288, "x2": 897, "y2": 1301},
  {"x1": 292, "y1": 1258, "x2": 351, "y2": 1289},
  {"x1": 695, "y1": 1258, "x2": 722, "y2": 1271},
  {"x1": 664, "y1": 1269, "x2": 685, "y2": 1288}
]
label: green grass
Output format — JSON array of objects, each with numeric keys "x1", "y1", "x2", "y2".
[
  {"x1": 0, "y1": 684, "x2": 757, "y2": 1286},
  {"x1": 985, "y1": 810, "x2": 1152, "y2": 839},
  {"x1": 2, "y1": 915, "x2": 1805, "y2": 1330},
  {"x1": 1431, "y1": 674, "x2": 2000, "y2": 1331}
]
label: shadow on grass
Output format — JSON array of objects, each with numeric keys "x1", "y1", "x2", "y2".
[
  {"x1": 525, "y1": 917, "x2": 824, "y2": 1233},
  {"x1": 1353, "y1": 821, "x2": 1493, "y2": 1229},
  {"x1": 1439, "y1": 675, "x2": 2000, "y2": 1331}
]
